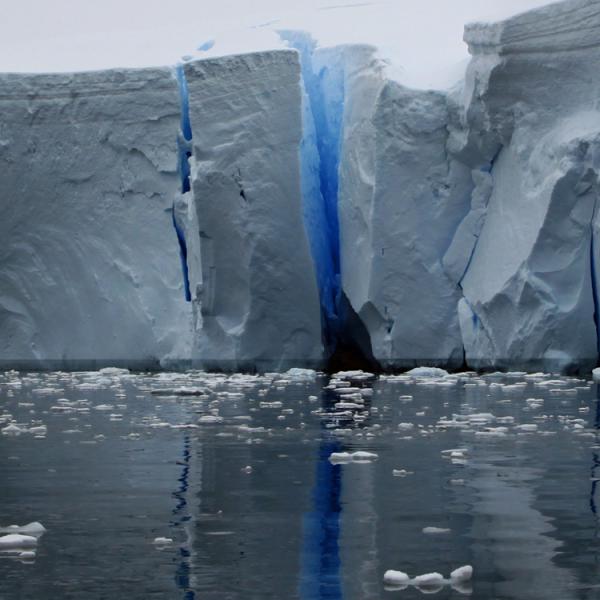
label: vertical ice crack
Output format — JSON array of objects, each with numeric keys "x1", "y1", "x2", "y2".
[
  {"x1": 173, "y1": 64, "x2": 193, "y2": 302},
  {"x1": 279, "y1": 31, "x2": 345, "y2": 356}
]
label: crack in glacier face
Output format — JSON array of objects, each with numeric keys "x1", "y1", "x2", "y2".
[
  {"x1": 173, "y1": 65, "x2": 193, "y2": 302},
  {"x1": 279, "y1": 31, "x2": 345, "y2": 356},
  {"x1": 172, "y1": 203, "x2": 192, "y2": 302}
]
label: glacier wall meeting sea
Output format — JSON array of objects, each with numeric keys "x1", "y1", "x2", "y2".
[{"x1": 1, "y1": 0, "x2": 600, "y2": 373}]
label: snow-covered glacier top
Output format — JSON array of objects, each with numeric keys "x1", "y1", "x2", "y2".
[{"x1": 1, "y1": 0, "x2": 554, "y2": 89}]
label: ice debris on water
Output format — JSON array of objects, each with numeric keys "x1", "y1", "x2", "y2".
[
  {"x1": 153, "y1": 537, "x2": 173, "y2": 546},
  {"x1": 329, "y1": 451, "x2": 378, "y2": 464},
  {"x1": 422, "y1": 527, "x2": 451, "y2": 535},
  {"x1": 383, "y1": 565, "x2": 472, "y2": 589},
  {"x1": 0, "y1": 522, "x2": 46, "y2": 536},
  {"x1": 0, "y1": 534, "x2": 38, "y2": 549}
]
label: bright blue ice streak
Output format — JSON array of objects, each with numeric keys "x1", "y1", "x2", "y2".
[
  {"x1": 280, "y1": 31, "x2": 345, "y2": 351},
  {"x1": 175, "y1": 64, "x2": 193, "y2": 142},
  {"x1": 172, "y1": 203, "x2": 192, "y2": 302},
  {"x1": 173, "y1": 65, "x2": 192, "y2": 302}
]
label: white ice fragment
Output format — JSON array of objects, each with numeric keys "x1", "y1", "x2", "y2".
[
  {"x1": 99, "y1": 367, "x2": 129, "y2": 376},
  {"x1": 516, "y1": 424, "x2": 538, "y2": 432},
  {"x1": 593, "y1": 368, "x2": 600, "y2": 382},
  {"x1": 0, "y1": 534, "x2": 37, "y2": 549},
  {"x1": 383, "y1": 570, "x2": 410, "y2": 585},
  {"x1": 241, "y1": 466, "x2": 253, "y2": 474},
  {"x1": 406, "y1": 367, "x2": 449, "y2": 378},
  {"x1": 0, "y1": 522, "x2": 46, "y2": 536},
  {"x1": 450, "y1": 565, "x2": 473, "y2": 582},
  {"x1": 422, "y1": 527, "x2": 451, "y2": 535},
  {"x1": 285, "y1": 368, "x2": 317, "y2": 381},
  {"x1": 393, "y1": 469, "x2": 413, "y2": 477},
  {"x1": 198, "y1": 415, "x2": 223, "y2": 424},
  {"x1": 152, "y1": 537, "x2": 173, "y2": 546},
  {"x1": 18, "y1": 551, "x2": 36, "y2": 559},
  {"x1": 329, "y1": 451, "x2": 378, "y2": 464},
  {"x1": 412, "y1": 572, "x2": 445, "y2": 587},
  {"x1": 1, "y1": 424, "x2": 24, "y2": 435}
]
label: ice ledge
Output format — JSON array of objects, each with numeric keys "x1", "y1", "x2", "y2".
[{"x1": 465, "y1": 0, "x2": 600, "y2": 55}]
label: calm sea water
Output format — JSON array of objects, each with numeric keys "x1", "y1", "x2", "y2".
[{"x1": 1, "y1": 368, "x2": 600, "y2": 599}]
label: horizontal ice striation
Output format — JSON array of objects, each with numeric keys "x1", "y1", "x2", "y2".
[
  {"x1": 183, "y1": 51, "x2": 323, "y2": 370},
  {"x1": 0, "y1": 68, "x2": 192, "y2": 369},
  {"x1": 446, "y1": 0, "x2": 600, "y2": 372}
]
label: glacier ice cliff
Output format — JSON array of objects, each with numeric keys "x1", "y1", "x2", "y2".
[
  {"x1": 2, "y1": 0, "x2": 600, "y2": 372},
  {"x1": 0, "y1": 68, "x2": 191, "y2": 369},
  {"x1": 447, "y1": 0, "x2": 600, "y2": 372},
  {"x1": 182, "y1": 51, "x2": 323, "y2": 370}
]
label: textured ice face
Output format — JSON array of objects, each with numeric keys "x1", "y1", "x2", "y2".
[
  {"x1": 182, "y1": 51, "x2": 323, "y2": 370},
  {"x1": 3, "y1": 0, "x2": 600, "y2": 373},
  {"x1": 448, "y1": 0, "x2": 600, "y2": 372},
  {"x1": 0, "y1": 67, "x2": 192, "y2": 369}
]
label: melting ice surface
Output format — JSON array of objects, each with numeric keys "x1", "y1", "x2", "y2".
[{"x1": 2, "y1": 368, "x2": 600, "y2": 598}]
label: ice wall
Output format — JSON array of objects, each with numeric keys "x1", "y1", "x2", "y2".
[
  {"x1": 446, "y1": 0, "x2": 600, "y2": 372},
  {"x1": 183, "y1": 51, "x2": 323, "y2": 370},
  {"x1": 3, "y1": 0, "x2": 600, "y2": 373},
  {"x1": 0, "y1": 68, "x2": 191, "y2": 369},
  {"x1": 336, "y1": 51, "x2": 473, "y2": 369}
]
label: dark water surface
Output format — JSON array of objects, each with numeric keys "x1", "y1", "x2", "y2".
[{"x1": 1, "y1": 368, "x2": 600, "y2": 599}]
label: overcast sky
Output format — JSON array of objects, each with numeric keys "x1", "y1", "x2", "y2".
[{"x1": 0, "y1": 0, "x2": 555, "y2": 88}]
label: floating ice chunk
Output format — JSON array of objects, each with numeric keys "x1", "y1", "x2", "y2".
[
  {"x1": 152, "y1": 537, "x2": 173, "y2": 546},
  {"x1": 241, "y1": 466, "x2": 253, "y2": 474},
  {"x1": 329, "y1": 451, "x2": 378, "y2": 464},
  {"x1": 0, "y1": 534, "x2": 37, "y2": 549},
  {"x1": 285, "y1": 368, "x2": 317, "y2": 381},
  {"x1": 384, "y1": 565, "x2": 473, "y2": 588},
  {"x1": 1, "y1": 424, "x2": 24, "y2": 435},
  {"x1": 18, "y1": 551, "x2": 36, "y2": 559},
  {"x1": 28, "y1": 425, "x2": 47, "y2": 436},
  {"x1": 99, "y1": 367, "x2": 129, "y2": 376},
  {"x1": 0, "y1": 522, "x2": 46, "y2": 536},
  {"x1": 406, "y1": 367, "x2": 449, "y2": 378},
  {"x1": 422, "y1": 527, "x2": 451, "y2": 535},
  {"x1": 412, "y1": 572, "x2": 445, "y2": 587},
  {"x1": 393, "y1": 469, "x2": 413, "y2": 477},
  {"x1": 198, "y1": 415, "x2": 223, "y2": 424},
  {"x1": 398, "y1": 422, "x2": 414, "y2": 430},
  {"x1": 450, "y1": 565, "x2": 473, "y2": 582},
  {"x1": 593, "y1": 368, "x2": 600, "y2": 382},
  {"x1": 516, "y1": 424, "x2": 538, "y2": 432},
  {"x1": 383, "y1": 570, "x2": 410, "y2": 585}
]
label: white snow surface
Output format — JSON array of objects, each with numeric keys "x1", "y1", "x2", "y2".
[{"x1": 0, "y1": 1, "x2": 553, "y2": 90}]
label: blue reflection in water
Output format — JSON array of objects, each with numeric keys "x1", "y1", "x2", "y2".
[
  {"x1": 300, "y1": 436, "x2": 343, "y2": 599},
  {"x1": 171, "y1": 433, "x2": 195, "y2": 599}
]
